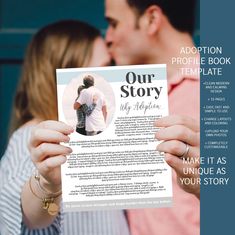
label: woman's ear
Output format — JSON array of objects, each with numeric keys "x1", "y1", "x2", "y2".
[{"x1": 141, "y1": 5, "x2": 162, "y2": 35}]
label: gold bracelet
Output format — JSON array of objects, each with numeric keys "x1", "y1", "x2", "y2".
[
  {"x1": 28, "y1": 176, "x2": 61, "y2": 215},
  {"x1": 34, "y1": 170, "x2": 62, "y2": 197}
]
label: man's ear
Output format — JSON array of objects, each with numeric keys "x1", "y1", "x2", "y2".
[{"x1": 142, "y1": 5, "x2": 162, "y2": 35}]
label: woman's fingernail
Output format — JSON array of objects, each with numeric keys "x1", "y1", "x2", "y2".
[
  {"x1": 64, "y1": 137, "x2": 70, "y2": 142},
  {"x1": 155, "y1": 133, "x2": 159, "y2": 140},
  {"x1": 164, "y1": 155, "x2": 170, "y2": 162},
  {"x1": 62, "y1": 155, "x2": 68, "y2": 163}
]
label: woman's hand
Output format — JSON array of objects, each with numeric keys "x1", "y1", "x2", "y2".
[
  {"x1": 28, "y1": 120, "x2": 73, "y2": 192},
  {"x1": 93, "y1": 95, "x2": 98, "y2": 104},
  {"x1": 155, "y1": 115, "x2": 200, "y2": 199}
]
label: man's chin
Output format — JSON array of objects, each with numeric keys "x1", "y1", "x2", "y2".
[
  {"x1": 110, "y1": 51, "x2": 136, "y2": 66},
  {"x1": 113, "y1": 57, "x2": 132, "y2": 66}
]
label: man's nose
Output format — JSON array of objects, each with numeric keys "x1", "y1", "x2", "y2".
[{"x1": 105, "y1": 27, "x2": 113, "y2": 48}]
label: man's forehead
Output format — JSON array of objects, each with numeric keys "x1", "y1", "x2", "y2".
[
  {"x1": 105, "y1": 0, "x2": 135, "y2": 19},
  {"x1": 105, "y1": 0, "x2": 130, "y2": 14}
]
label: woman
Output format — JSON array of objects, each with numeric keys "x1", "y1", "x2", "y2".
[{"x1": 0, "y1": 20, "x2": 130, "y2": 235}]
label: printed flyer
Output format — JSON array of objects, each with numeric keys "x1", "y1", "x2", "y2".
[
  {"x1": 1, "y1": 1, "x2": 235, "y2": 235},
  {"x1": 56, "y1": 64, "x2": 172, "y2": 211}
]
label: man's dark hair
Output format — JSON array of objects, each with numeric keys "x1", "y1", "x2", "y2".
[
  {"x1": 83, "y1": 75, "x2": 94, "y2": 88},
  {"x1": 126, "y1": 0, "x2": 197, "y2": 35}
]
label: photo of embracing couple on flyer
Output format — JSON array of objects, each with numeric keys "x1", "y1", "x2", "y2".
[{"x1": 73, "y1": 75, "x2": 107, "y2": 136}]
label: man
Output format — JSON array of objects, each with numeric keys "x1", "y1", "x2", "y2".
[
  {"x1": 74, "y1": 75, "x2": 107, "y2": 135},
  {"x1": 105, "y1": 0, "x2": 200, "y2": 235}
]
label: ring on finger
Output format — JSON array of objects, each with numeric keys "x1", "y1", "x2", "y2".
[{"x1": 180, "y1": 143, "x2": 190, "y2": 159}]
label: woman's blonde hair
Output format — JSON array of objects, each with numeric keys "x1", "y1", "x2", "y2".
[{"x1": 13, "y1": 20, "x2": 100, "y2": 129}]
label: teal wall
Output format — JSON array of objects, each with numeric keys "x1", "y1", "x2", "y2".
[
  {"x1": 0, "y1": 0, "x2": 200, "y2": 157},
  {"x1": 0, "y1": 0, "x2": 107, "y2": 157}
]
